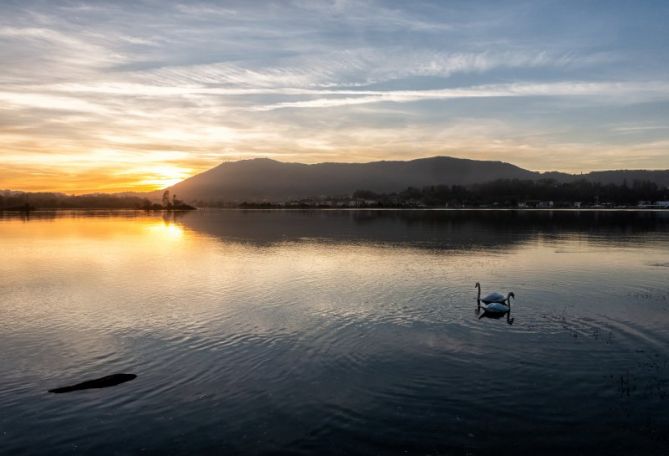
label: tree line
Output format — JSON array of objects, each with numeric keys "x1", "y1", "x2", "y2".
[
  {"x1": 0, "y1": 190, "x2": 194, "y2": 211},
  {"x1": 353, "y1": 178, "x2": 669, "y2": 207}
]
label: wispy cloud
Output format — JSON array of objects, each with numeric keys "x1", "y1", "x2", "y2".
[{"x1": 250, "y1": 81, "x2": 669, "y2": 111}]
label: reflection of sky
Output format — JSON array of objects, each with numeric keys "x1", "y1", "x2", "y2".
[
  {"x1": 1, "y1": 212, "x2": 668, "y2": 339},
  {"x1": 2, "y1": 213, "x2": 669, "y2": 454},
  {"x1": 2, "y1": 213, "x2": 669, "y2": 449},
  {"x1": 1, "y1": 1, "x2": 669, "y2": 192}
]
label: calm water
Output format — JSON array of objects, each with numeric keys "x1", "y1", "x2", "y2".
[{"x1": 1, "y1": 210, "x2": 668, "y2": 455}]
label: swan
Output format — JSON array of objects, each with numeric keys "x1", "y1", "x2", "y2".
[{"x1": 475, "y1": 282, "x2": 515, "y2": 305}]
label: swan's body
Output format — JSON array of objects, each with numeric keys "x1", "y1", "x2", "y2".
[
  {"x1": 475, "y1": 283, "x2": 515, "y2": 305},
  {"x1": 481, "y1": 291, "x2": 506, "y2": 304}
]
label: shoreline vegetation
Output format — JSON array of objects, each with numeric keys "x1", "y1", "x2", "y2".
[
  {"x1": 0, "y1": 189, "x2": 195, "y2": 212},
  {"x1": 201, "y1": 178, "x2": 669, "y2": 210},
  {"x1": 2, "y1": 178, "x2": 668, "y2": 211}
]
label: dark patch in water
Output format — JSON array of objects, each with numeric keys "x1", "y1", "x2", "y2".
[{"x1": 48, "y1": 373, "x2": 137, "y2": 393}]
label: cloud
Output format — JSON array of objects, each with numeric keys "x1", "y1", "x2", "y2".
[{"x1": 251, "y1": 81, "x2": 669, "y2": 111}]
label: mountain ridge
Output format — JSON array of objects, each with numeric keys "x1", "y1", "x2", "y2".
[{"x1": 163, "y1": 156, "x2": 669, "y2": 203}]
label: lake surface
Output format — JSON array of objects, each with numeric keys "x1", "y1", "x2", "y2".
[{"x1": 1, "y1": 210, "x2": 668, "y2": 455}]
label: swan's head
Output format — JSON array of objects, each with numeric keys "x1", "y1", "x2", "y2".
[
  {"x1": 475, "y1": 282, "x2": 480, "y2": 289},
  {"x1": 508, "y1": 292, "x2": 515, "y2": 301}
]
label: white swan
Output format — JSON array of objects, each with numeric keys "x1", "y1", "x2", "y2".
[{"x1": 475, "y1": 282, "x2": 515, "y2": 306}]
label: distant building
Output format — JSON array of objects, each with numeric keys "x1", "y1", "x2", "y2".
[{"x1": 638, "y1": 201, "x2": 669, "y2": 208}]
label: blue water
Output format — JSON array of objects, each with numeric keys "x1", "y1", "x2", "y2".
[{"x1": 1, "y1": 210, "x2": 668, "y2": 455}]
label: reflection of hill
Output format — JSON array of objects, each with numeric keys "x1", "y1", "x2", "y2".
[
  {"x1": 4, "y1": 209, "x2": 667, "y2": 251},
  {"x1": 178, "y1": 210, "x2": 669, "y2": 250}
]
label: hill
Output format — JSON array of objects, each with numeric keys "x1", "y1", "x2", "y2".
[
  {"x1": 166, "y1": 156, "x2": 539, "y2": 203},
  {"x1": 165, "y1": 156, "x2": 669, "y2": 204}
]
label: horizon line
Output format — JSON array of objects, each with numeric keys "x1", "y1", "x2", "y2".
[{"x1": 3, "y1": 154, "x2": 669, "y2": 196}]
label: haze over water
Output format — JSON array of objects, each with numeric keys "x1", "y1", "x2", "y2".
[{"x1": 1, "y1": 210, "x2": 668, "y2": 455}]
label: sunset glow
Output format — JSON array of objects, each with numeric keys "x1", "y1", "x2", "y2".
[
  {"x1": 1, "y1": 1, "x2": 669, "y2": 193},
  {"x1": 135, "y1": 166, "x2": 194, "y2": 191}
]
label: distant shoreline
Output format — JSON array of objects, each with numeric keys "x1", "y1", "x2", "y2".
[{"x1": 2, "y1": 207, "x2": 668, "y2": 214}]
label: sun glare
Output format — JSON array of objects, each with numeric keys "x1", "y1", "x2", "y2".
[
  {"x1": 147, "y1": 222, "x2": 184, "y2": 240},
  {"x1": 138, "y1": 166, "x2": 192, "y2": 190}
]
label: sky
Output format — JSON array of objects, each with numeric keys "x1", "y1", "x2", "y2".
[{"x1": 1, "y1": 0, "x2": 669, "y2": 193}]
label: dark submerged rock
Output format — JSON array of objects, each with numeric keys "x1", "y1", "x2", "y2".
[{"x1": 48, "y1": 373, "x2": 137, "y2": 393}]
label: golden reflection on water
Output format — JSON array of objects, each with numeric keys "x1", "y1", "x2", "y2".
[
  {"x1": 0, "y1": 215, "x2": 189, "y2": 257},
  {"x1": 0, "y1": 215, "x2": 202, "y2": 340},
  {"x1": 0, "y1": 214, "x2": 184, "y2": 241},
  {"x1": 146, "y1": 220, "x2": 185, "y2": 240}
]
